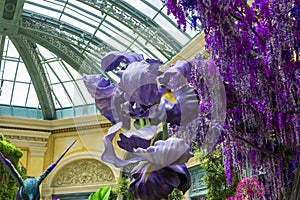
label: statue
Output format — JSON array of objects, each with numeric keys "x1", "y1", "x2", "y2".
[{"x1": 0, "y1": 140, "x2": 76, "y2": 200}]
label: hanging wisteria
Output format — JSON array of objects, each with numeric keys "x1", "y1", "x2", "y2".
[{"x1": 164, "y1": 0, "x2": 300, "y2": 199}]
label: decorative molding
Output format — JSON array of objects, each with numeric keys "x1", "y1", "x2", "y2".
[
  {"x1": 0, "y1": 123, "x2": 112, "y2": 134},
  {"x1": 4, "y1": 134, "x2": 48, "y2": 142},
  {"x1": 53, "y1": 159, "x2": 114, "y2": 187}
]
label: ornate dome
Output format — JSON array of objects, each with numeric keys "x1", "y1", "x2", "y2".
[{"x1": 0, "y1": 0, "x2": 200, "y2": 120}]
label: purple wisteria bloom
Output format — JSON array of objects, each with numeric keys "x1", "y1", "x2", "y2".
[{"x1": 101, "y1": 122, "x2": 193, "y2": 199}]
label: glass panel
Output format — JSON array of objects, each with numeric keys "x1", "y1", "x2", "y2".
[
  {"x1": 3, "y1": 61, "x2": 17, "y2": 81},
  {"x1": 123, "y1": 0, "x2": 158, "y2": 18},
  {"x1": 154, "y1": 14, "x2": 190, "y2": 45},
  {"x1": 45, "y1": 64, "x2": 60, "y2": 84},
  {"x1": 69, "y1": 0, "x2": 105, "y2": 19},
  {"x1": 38, "y1": 45, "x2": 56, "y2": 60},
  {"x1": 106, "y1": 16, "x2": 132, "y2": 33},
  {"x1": 63, "y1": 7, "x2": 99, "y2": 28},
  {"x1": 144, "y1": 0, "x2": 164, "y2": 8},
  {"x1": 0, "y1": 81, "x2": 13, "y2": 104},
  {"x1": 49, "y1": 62, "x2": 70, "y2": 82},
  {"x1": 64, "y1": 81, "x2": 85, "y2": 106},
  {"x1": 60, "y1": 14, "x2": 96, "y2": 34},
  {"x1": 6, "y1": 41, "x2": 19, "y2": 57},
  {"x1": 25, "y1": 85, "x2": 39, "y2": 108},
  {"x1": 76, "y1": 79, "x2": 94, "y2": 105},
  {"x1": 98, "y1": 26, "x2": 128, "y2": 51},
  {"x1": 23, "y1": 3, "x2": 61, "y2": 19},
  {"x1": 16, "y1": 63, "x2": 31, "y2": 83},
  {"x1": 52, "y1": 83, "x2": 72, "y2": 108},
  {"x1": 62, "y1": 61, "x2": 79, "y2": 79},
  {"x1": 11, "y1": 83, "x2": 29, "y2": 106}
]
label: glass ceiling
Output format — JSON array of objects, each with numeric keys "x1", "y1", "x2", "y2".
[{"x1": 0, "y1": 0, "x2": 201, "y2": 120}]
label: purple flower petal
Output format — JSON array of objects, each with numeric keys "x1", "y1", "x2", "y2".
[
  {"x1": 101, "y1": 51, "x2": 144, "y2": 72},
  {"x1": 119, "y1": 60, "x2": 162, "y2": 105},
  {"x1": 129, "y1": 163, "x2": 191, "y2": 200},
  {"x1": 158, "y1": 60, "x2": 192, "y2": 90},
  {"x1": 117, "y1": 126, "x2": 157, "y2": 152},
  {"x1": 168, "y1": 164, "x2": 191, "y2": 194},
  {"x1": 83, "y1": 74, "x2": 115, "y2": 99},
  {"x1": 133, "y1": 137, "x2": 193, "y2": 169},
  {"x1": 159, "y1": 85, "x2": 199, "y2": 125},
  {"x1": 101, "y1": 122, "x2": 145, "y2": 167}
]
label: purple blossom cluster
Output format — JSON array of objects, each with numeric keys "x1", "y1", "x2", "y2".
[
  {"x1": 236, "y1": 177, "x2": 265, "y2": 199},
  {"x1": 165, "y1": 0, "x2": 300, "y2": 199}
]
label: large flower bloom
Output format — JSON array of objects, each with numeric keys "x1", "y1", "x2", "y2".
[
  {"x1": 83, "y1": 51, "x2": 199, "y2": 129},
  {"x1": 101, "y1": 122, "x2": 193, "y2": 199}
]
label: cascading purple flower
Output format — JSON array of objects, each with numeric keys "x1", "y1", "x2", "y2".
[{"x1": 101, "y1": 122, "x2": 193, "y2": 199}]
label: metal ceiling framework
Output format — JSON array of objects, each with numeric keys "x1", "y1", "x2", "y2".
[{"x1": 0, "y1": 0, "x2": 200, "y2": 120}]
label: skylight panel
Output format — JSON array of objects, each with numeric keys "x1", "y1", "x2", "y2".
[
  {"x1": 97, "y1": 26, "x2": 128, "y2": 51},
  {"x1": 52, "y1": 83, "x2": 73, "y2": 108},
  {"x1": 3, "y1": 61, "x2": 17, "y2": 81},
  {"x1": 25, "y1": 85, "x2": 39, "y2": 107},
  {"x1": 60, "y1": 14, "x2": 96, "y2": 34},
  {"x1": 144, "y1": 0, "x2": 164, "y2": 9},
  {"x1": 48, "y1": 61, "x2": 70, "y2": 82},
  {"x1": 100, "y1": 24, "x2": 133, "y2": 47},
  {"x1": 63, "y1": 7, "x2": 99, "y2": 28},
  {"x1": 64, "y1": 81, "x2": 85, "y2": 106},
  {"x1": 23, "y1": 3, "x2": 61, "y2": 19},
  {"x1": 105, "y1": 16, "x2": 132, "y2": 34},
  {"x1": 68, "y1": 0, "x2": 104, "y2": 18},
  {"x1": 6, "y1": 42, "x2": 19, "y2": 57},
  {"x1": 123, "y1": 0, "x2": 158, "y2": 18},
  {"x1": 62, "y1": 61, "x2": 79, "y2": 80},
  {"x1": 154, "y1": 14, "x2": 189, "y2": 45},
  {"x1": 44, "y1": 64, "x2": 60, "y2": 84},
  {"x1": 15, "y1": 63, "x2": 31, "y2": 83},
  {"x1": 76, "y1": 79, "x2": 94, "y2": 105},
  {"x1": 67, "y1": 0, "x2": 103, "y2": 23},
  {"x1": 38, "y1": 45, "x2": 56, "y2": 60},
  {"x1": 11, "y1": 83, "x2": 29, "y2": 106},
  {"x1": 0, "y1": 81, "x2": 13, "y2": 104}
]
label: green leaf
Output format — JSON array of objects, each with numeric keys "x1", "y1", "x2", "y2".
[{"x1": 88, "y1": 186, "x2": 112, "y2": 200}]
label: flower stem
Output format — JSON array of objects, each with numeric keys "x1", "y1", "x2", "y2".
[
  {"x1": 162, "y1": 122, "x2": 168, "y2": 140},
  {"x1": 139, "y1": 119, "x2": 145, "y2": 128}
]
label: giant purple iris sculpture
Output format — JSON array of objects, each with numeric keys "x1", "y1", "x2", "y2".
[
  {"x1": 83, "y1": 51, "x2": 199, "y2": 199},
  {"x1": 83, "y1": 51, "x2": 199, "y2": 130}
]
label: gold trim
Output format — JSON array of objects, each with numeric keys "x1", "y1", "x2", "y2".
[{"x1": 0, "y1": 122, "x2": 112, "y2": 134}]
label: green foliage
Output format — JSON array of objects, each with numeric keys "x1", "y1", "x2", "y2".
[
  {"x1": 112, "y1": 178, "x2": 134, "y2": 200},
  {"x1": 167, "y1": 188, "x2": 183, "y2": 200},
  {"x1": 200, "y1": 150, "x2": 239, "y2": 200},
  {"x1": 88, "y1": 186, "x2": 111, "y2": 200},
  {"x1": 111, "y1": 178, "x2": 183, "y2": 200},
  {"x1": 0, "y1": 134, "x2": 26, "y2": 200}
]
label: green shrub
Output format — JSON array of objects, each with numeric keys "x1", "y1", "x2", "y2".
[
  {"x1": 0, "y1": 134, "x2": 26, "y2": 199},
  {"x1": 199, "y1": 150, "x2": 239, "y2": 200}
]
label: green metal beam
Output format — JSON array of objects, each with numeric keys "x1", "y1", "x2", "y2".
[
  {"x1": 0, "y1": 34, "x2": 5, "y2": 69},
  {"x1": 10, "y1": 36, "x2": 56, "y2": 119},
  {"x1": 76, "y1": 0, "x2": 183, "y2": 60},
  {"x1": 0, "y1": 0, "x2": 25, "y2": 35}
]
